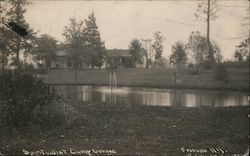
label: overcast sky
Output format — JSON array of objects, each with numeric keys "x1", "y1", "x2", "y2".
[{"x1": 23, "y1": 0, "x2": 249, "y2": 60}]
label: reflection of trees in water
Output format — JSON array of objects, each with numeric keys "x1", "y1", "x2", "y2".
[
  {"x1": 92, "y1": 90, "x2": 103, "y2": 102},
  {"x1": 80, "y1": 86, "x2": 92, "y2": 101},
  {"x1": 171, "y1": 90, "x2": 186, "y2": 107},
  {"x1": 137, "y1": 91, "x2": 171, "y2": 106},
  {"x1": 66, "y1": 86, "x2": 76, "y2": 100},
  {"x1": 129, "y1": 93, "x2": 137, "y2": 106},
  {"x1": 192, "y1": 91, "x2": 220, "y2": 107},
  {"x1": 55, "y1": 86, "x2": 248, "y2": 107},
  {"x1": 65, "y1": 86, "x2": 92, "y2": 101},
  {"x1": 185, "y1": 93, "x2": 197, "y2": 107}
]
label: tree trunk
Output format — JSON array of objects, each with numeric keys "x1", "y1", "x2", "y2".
[
  {"x1": 16, "y1": 2, "x2": 22, "y2": 71},
  {"x1": 207, "y1": 0, "x2": 215, "y2": 64},
  {"x1": 1, "y1": 48, "x2": 5, "y2": 71},
  {"x1": 196, "y1": 62, "x2": 200, "y2": 74},
  {"x1": 16, "y1": 37, "x2": 21, "y2": 70},
  {"x1": 134, "y1": 58, "x2": 136, "y2": 68}
]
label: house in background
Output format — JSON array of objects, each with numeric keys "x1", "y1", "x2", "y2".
[
  {"x1": 50, "y1": 50, "x2": 73, "y2": 69},
  {"x1": 104, "y1": 49, "x2": 147, "y2": 69},
  {"x1": 49, "y1": 49, "x2": 147, "y2": 69}
]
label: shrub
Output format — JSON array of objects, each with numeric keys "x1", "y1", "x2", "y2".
[
  {"x1": 201, "y1": 60, "x2": 213, "y2": 70},
  {"x1": 0, "y1": 71, "x2": 61, "y2": 133},
  {"x1": 153, "y1": 57, "x2": 168, "y2": 68},
  {"x1": 222, "y1": 61, "x2": 249, "y2": 68},
  {"x1": 213, "y1": 64, "x2": 229, "y2": 83}
]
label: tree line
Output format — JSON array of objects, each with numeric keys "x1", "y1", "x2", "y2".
[
  {"x1": 129, "y1": 0, "x2": 249, "y2": 71},
  {"x1": 0, "y1": 0, "x2": 249, "y2": 72}
]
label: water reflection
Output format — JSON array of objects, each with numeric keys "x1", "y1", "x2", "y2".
[{"x1": 55, "y1": 85, "x2": 249, "y2": 107}]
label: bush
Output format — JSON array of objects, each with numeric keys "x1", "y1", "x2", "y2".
[
  {"x1": 213, "y1": 64, "x2": 229, "y2": 83},
  {"x1": 222, "y1": 61, "x2": 249, "y2": 68},
  {"x1": 152, "y1": 57, "x2": 168, "y2": 68},
  {"x1": 201, "y1": 60, "x2": 213, "y2": 70},
  {"x1": 0, "y1": 71, "x2": 61, "y2": 133}
]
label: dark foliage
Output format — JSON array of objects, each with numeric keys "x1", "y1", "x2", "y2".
[
  {"x1": 0, "y1": 71, "x2": 61, "y2": 133},
  {"x1": 213, "y1": 64, "x2": 229, "y2": 83},
  {"x1": 188, "y1": 63, "x2": 194, "y2": 68},
  {"x1": 129, "y1": 39, "x2": 143, "y2": 66},
  {"x1": 222, "y1": 61, "x2": 249, "y2": 69},
  {"x1": 170, "y1": 41, "x2": 187, "y2": 66},
  {"x1": 201, "y1": 60, "x2": 213, "y2": 70},
  {"x1": 234, "y1": 38, "x2": 249, "y2": 62}
]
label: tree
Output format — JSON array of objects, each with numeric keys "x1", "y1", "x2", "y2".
[
  {"x1": 234, "y1": 51, "x2": 243, "y2": 63},
  {"x1": 0, "y1": 0, "x2": 8, "y2": 70},
  {"x1": 63, "y1": 18, "x2": 85, "y2": 81},
  {"x1": 4, "y1": 0, "x2": 36, "y2": 70},
  {"x1": 214, "y1": 63, "x2": 229, "y2": 83},
  {"x1": 195, "y1": 0, "x2": 219, "y2": 64},
  {"x1": 187, "y1": 31, "x2": 221, "y2": 72},
  {"x1": 212, "y1": 40, "x2": 222, "y2": 63},
  {"x1": 0, "y1": 28, "x2": 8, "y2": 70},
  {"x1": 34, "y1": 34, "x2": 58, "y2": 69},
  {"x1": 63, "y1": 18, "x2": 83, "y2": 45},
  {"x1": 234, "y1": 38, "x2": 249, "y2": 62},
  {"x1": 82, "y1": 11, "x2": 106, "y2": 68},
  {"x1": 152, "y1": 31, "x2": 165, "y2": 60},
  {"x1": 187, "y1": 31, "x2": 207, "y2": 72},
  {"x1": 170, "y1": 41, "x2": 187, "y2": 68},
  {"x1": 129, "y1": 39, "x2": 142, "y2": 67}
]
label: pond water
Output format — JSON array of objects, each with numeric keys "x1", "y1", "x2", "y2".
[{"x1": 55, "y1": 85, "x2": 249, "y2": 107}]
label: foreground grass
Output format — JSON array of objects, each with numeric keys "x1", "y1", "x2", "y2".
[
  {"x1": 0, "y1": 103, "x2": 248, "y2": 155},
  {"x1": 46, "y1": 68, "x2": 249, "y2": 91}
]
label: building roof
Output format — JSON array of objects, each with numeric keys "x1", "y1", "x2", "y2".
[
  {"x1": 106, "y1": 49, "x2": 147, "y2": 57},
  {"x1": 55, "y1": 49, "x2": 147, "y2": 57},
  {"x1": 106, "y1": 49, "x2": 132, "y2": 57}
]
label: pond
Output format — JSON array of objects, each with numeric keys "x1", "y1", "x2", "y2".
[{"x1": 55, "y1": 85, "x2": 249, "y2": 107}]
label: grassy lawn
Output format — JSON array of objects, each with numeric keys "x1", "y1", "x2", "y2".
[
  {"x1": 46, "y1": 68, "x2": 249, "y2": 91},
  {"x1": 1, "y1": 103, "x2": 248, "y2": 155}
]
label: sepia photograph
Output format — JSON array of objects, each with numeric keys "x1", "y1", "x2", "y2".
[{"x1": 0, "y1": 0, "x2": 249, "y2": 155}]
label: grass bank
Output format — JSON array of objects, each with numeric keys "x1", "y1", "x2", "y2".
[
  {"x1": 0, "y1": 103, "x2": 248, "y2": 155},
  {"x1": 45, "y1": 68, "x2": 249, "y2": 91}
]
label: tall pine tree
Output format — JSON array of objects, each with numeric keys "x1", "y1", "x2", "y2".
[
  {"x1": 195, "y1": 0, "x2": 219, "y2": 65},
  {"x1": 63, "y1": 18, "x2": 85, "y2": 81},
  {"x1": 5, "y1": 0, "x2": 36, "y2": 70},
  {"x1": 83, "y1": 11, "x2": 105, "y2": 68}
]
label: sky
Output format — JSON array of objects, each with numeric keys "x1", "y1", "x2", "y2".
[{"x1": 21, "y1": 0, "x2": 249, "y2": 60}]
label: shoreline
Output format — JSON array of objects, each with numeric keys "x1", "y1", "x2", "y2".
[
  {"x1": 47, "y1": 82, "x2": 249, "y2": 92},
  {"x1": 44, "y1": 68, "x2": 249, "y2": 92}
]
